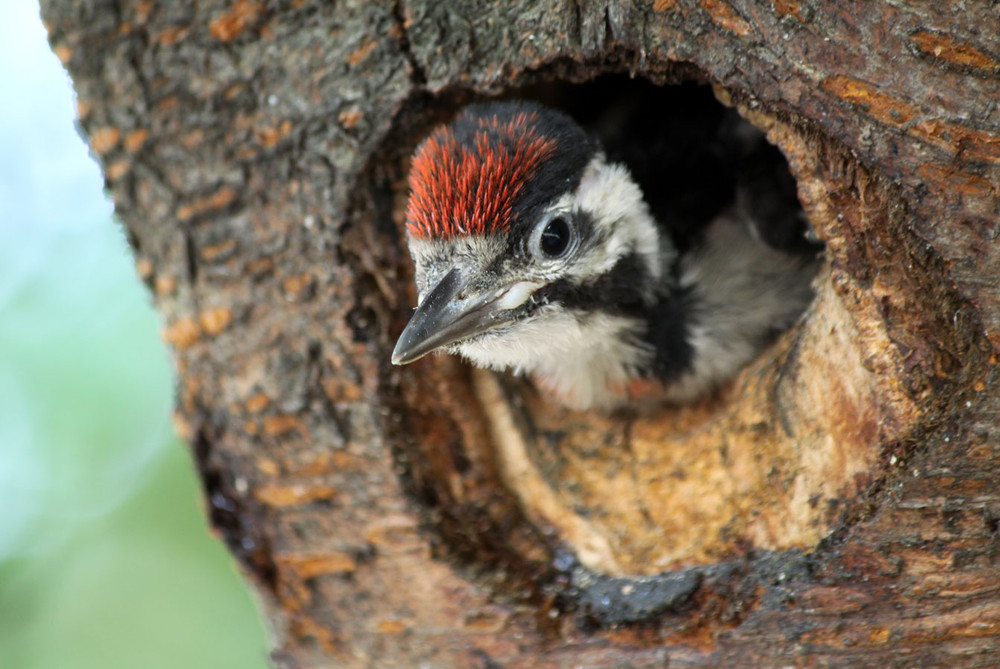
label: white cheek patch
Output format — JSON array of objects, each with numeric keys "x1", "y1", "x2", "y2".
[
  {"x1": 456, "y1": 307, "x2": 651, "y2": 410},
  {"x1": 574, "y1": 157, "x2": 664, "y2": 280}
]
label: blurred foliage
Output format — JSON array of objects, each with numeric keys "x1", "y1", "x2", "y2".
[
  {"x1": 0, "y1": 224, "x2": 270, "y2": 669},
  {"x1": 0, "y1": 3, "x2": 270, "y2": 668}
]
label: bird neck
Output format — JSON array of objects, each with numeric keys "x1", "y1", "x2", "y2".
[{"x1": 523, "y1": 232, "x2": 694, "y2": 410}]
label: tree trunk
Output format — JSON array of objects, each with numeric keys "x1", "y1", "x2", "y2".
[{"x1": 44, "y1": 0, "x2": 1000, "y2": 666}]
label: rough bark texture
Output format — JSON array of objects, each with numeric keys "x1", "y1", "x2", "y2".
[{"x1": 44, "y1": 0, "x2": 1000, "y2": 667}]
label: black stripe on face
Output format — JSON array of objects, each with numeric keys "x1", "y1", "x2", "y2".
[
  {"x1": 535, "y1": 252, "x2": 695, "y2": 383},
  {"x1": 538, "y1": 252, "x2": 652, "y2": 319}
]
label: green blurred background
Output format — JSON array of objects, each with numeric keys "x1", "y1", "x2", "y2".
[{"x1": 0, "y1": 3, "x2": 270, "y2": 667}]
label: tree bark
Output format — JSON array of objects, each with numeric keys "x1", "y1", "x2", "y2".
[{"x1": 44, "y1": 0, "x2": 1000, "y2": 666}]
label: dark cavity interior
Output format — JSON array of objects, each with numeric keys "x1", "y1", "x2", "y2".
[{"x1": 506, "y1": 76, "x2": 817, "y2": 256}]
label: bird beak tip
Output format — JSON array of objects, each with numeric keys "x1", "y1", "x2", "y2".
[
  {"x1": 391, "y1": 268, "x2": 534, "y2": 368},
  {"x1": 390, "y1": 342, "x2": 413, "y2": 366},
  {"x1": 391, "y1": 330, "x2": 433, "y2": 366}
]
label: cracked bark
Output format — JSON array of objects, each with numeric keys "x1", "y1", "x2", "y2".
[{"x1": 44, "y1": 0, "x2": 1000, "y2": 667}]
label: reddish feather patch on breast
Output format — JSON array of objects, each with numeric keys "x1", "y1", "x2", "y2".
[{"x1": 406, "y1": 111, "x2": 557, "y2": 240}]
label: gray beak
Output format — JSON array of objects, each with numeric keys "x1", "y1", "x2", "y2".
[{"x1": 392, "y1": 268, "x2": 539, "y2": 365}]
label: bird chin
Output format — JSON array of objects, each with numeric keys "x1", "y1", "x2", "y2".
[
  {"x1": 451, "y1": 326, "x2": 523, "y2": 372},
  {"x1": 449, "y1": 308, "x2": 656, "y2": 410}
]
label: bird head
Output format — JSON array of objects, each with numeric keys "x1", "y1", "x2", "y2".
[{"x1": 391, "y1": 102, "x2": 668, "y2": 376}]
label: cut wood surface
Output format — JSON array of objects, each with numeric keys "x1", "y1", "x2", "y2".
[{"x1": 43, "y1": 0, "x2": 1000, "y2": 666}]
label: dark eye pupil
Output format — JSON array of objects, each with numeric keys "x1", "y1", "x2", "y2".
[{"x1": 540, "y1": 217, "x2": 571, "y2": 257}]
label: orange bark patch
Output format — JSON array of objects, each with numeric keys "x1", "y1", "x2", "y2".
[
  {"x1": 176, "y1": 186, "x2": 237, "y2": 221},
  {"x1": 917, "y1": 164, "x2": 996, "y2": 198},
  {"x1": 772, "y1": 0, "x2": 804, "y2": 21},
  {"x1": 135, "y1": 256, "x2": 154, "y2": 280},
  {"x1": 347, "y1": 38, "x2": 379, "y2": 66},
  {"x1": 209, "y1": 0, "x2": 264, "y2": 41},
  {"x1": 699, "y1": 0, "x2": 753, "y2": 37},
  {"x1": 106, "y1": 160, "x2": 131, "y2": 180},
  {"x1": 76, "y1": 98, "x2": 91, "y2": 120},
  {"x1": 163, "y1": 317, "x2": 201, "y2": 349},
  {"x1": 652, "y1": 0, "x2": 677, "y2": 12},
  {"x1": 462, "y1": 610, "x2": 508, "y2": 633},
  {"x1": 911, "y1": 119, "x2": 1000, "y2": 163},
  {"x1": 823, "y1": 75, "x2": 918, "y2": 126},
  {"x1": 256, "y1": 458, "x2": 280, "y2": 476},
  {"x1": 263, "y1": 414, "x2": 308, "y2": 438},
  {"x1": 200, "y1": 238, "x2": 237, "y2": 262},
  {"x1": 377, "y1": 620, "x2": 408, "y2": 635},
  {"x1": 156, "y1": 96, "x2": 178, "y2": 113},
  {"x1": 255, "y1": 483, "x2": 337, "y2": 507},
  {"x1": 364, "y1": 515, "x2": 421, "y2": 548},
  {"x1": 281, "y1": 552, "x2": 358, "y2": 578},
  {"x1": 54, "y1": 44, "x2": 72, "y2": 64},
  {"x1": 257, "y1": 120, "x2": 293, "y2": 148},
  {"x1": 171, "y1": 412, "x2": 193, "y2": 441},
  {"x1": 282, "y1": 273, "x2": 315, "y2": 301},
  {"x1": 798, "y1": 585, "x2": 873, "y2": 615},
  {"x1": 321, "y1": 375, "x2": 363, "y2": 404},
  {"x1": 90, "y1": 127, "x2": 121, "y2": 155},
  {"x1": 246, "y1": 257, "x2": 274, "y2": 277},
  {"x1": 246, "y1": 393, "x2": 271, "y2": 413},
  {"x1": 199, "y1": 307, "x2": 233, "y2": 335},
  {"x1": 154, "y1": 274, "x2": 177, "y2": 296},
  {"x1": 124, "y1": 128, "x2": 148, "y2": 152},
  {"x1": 224, "y1": 83, "x2": 248, "y2": 100},
  {"x1": 337, "y1": 108, "x2": 363, "y2": 130},
  {"x1": 258, "y1": 16, "x2": 276, "y2": 40},
  {"x1": 156, "y1": 25, "x2": 189, "y2": 45},
  {"x1": 911, "y1": 30, "x2": 998, "y2": 72},
  {"x1": 134, "y1": 1, "x2": 153, "y2": 23},
  {"x1": 954, "y1": 128, "x2": 1000, "y2": 163},
  {"x1": 179, "y1": 129, "x2": 204, "y2": 149}
]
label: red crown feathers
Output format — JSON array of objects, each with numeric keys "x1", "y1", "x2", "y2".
[{"x1": 406, "y1": 111, "x2": 557, "y2": 239}]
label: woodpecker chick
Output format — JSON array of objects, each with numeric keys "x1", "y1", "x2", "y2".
[{"x1": 392, "y1": 101, "x2": 819, "y2": 410}]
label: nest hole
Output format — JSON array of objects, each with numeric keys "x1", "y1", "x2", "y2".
[{"x1": 386, "y1": 73, "x2": 910, "y2": 583}]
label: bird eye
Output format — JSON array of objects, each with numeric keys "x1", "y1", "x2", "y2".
[{"x1": 538, "y1": 215, "x2": 572, "y2": 258}]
